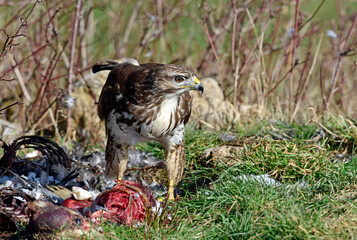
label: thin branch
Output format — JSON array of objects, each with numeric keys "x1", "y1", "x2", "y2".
[
  {"x1": 203, "y1": 15, "x2": 219, "y2": 62},
  {"x1": 0, "y1": 44, "x2": 48, "y2": 79},
  {"x1": 325, "y1": 14, "x2": 357, "y2": 110},
  {"x1": 9, "y1": 53, "x2": 32, "y2": 103},
  {"x1": 0, "y1": 101, "x2": 18, "y2": 113},
  {"x1": 299, "y1": 0, "x2": 326, "y2": 30},
  {"x1": 66, "y1": 0, "x2": 82, "y2": 141},
  {"x1": 291, "y1": 33, "x2": 323, "y2": 120}
]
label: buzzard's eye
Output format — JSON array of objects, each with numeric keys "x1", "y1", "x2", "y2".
[{"x1": 174, "y1": 76, "x2": 185, "y2": 83}]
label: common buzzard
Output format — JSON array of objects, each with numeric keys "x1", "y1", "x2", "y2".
[{"x1": 93, "y1": 59, "x2": 203, "y2": 200}]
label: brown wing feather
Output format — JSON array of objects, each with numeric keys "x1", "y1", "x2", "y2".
[
  {"x1": 97, "y1": 63, "x2": 167, "y2": 120},
  {"x1": 97, "y1": 63, "x2": 141, "y2": 120},
  {"x1": 183, "y1": 92, "x2": 193, "y2": 125}
]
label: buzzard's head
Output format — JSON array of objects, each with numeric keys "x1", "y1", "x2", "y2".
[{"x1": 153, "y1": 64, "x2": 204, "y2": 95}]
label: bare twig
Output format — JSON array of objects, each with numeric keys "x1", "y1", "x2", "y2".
[
  {"x1": 157, "y1": 0, "x2": 167, "y2": 63},
  {"x1": 117, "y1": 1, "x2": 141, "y2": 58},
  {"x1": 203, "y1": 15, "x2": 219, "y2": 62},
  {"x1": 291, "y1": 33, "x2": 323, "y2": 120},
  {"x1": 299, "y1": 0, "x2": 326, "y2": 30},
  {"x1": 9, "y1": 53, "x2": 32, "y2": 103},
  {"x1": 0, "y1": 44, "x2": 48, "y2": 79},
  {"x1": 238, "y1": 16, "x2": 271, "y2": 76},
  {"x1": 0, "y1": 101, "x2": 18, "y2": 113},
  {"x1": 325, "y1": 14, "x2": 357, "y2": 110},
  {"x1": 0, "y1": 0, "x2": 39, "y2": 58},
  {"x1": 0, "y1": 1, "x2": 33, "y2": 6},
  {"x1": 288, "y1": 0, "x2": 300, "y2": 114},
  {"x1": 66, "y1": 0, "x2": 82, "y2": 141}
]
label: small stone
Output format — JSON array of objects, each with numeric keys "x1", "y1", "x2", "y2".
[{"x1": 218, "y1": 133, "x2": 237, "y2": 142}]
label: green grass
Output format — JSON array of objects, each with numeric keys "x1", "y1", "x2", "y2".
[
  {"x1": 76, "y1": 117, "x2": 357, "y2": 239},
  {"x1": 1, "y1": 1, "x2": 357, "y2": 238}
]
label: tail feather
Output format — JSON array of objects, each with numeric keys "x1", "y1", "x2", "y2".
[
  {"x1": 92, "y1": 58, "x2": 139, "y2": 74},
  {"x1": 92, "y1": 60, "x2": 120, "y2": 74}
]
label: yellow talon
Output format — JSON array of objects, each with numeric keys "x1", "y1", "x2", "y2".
[
  {"x1": 167, "y1": 180, "x2": 175, "y2": 201},
  {"x1": 114, "y1": 177, "x2": 122, "y2": 184}
]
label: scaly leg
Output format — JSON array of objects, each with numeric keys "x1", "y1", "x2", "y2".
[
  {"x1": 165, "y1": 143, "x2": 186, "y2": 200},
  {"x1": 105, "y1": 137, "x2": 129, "y2": 180}
]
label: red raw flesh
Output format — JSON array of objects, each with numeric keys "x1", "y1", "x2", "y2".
[
  {"x1": 89, "y1": 180, "x2": 155, "y2": 225},
  {"x1": 61, "y1": 199, "x2": 92, "y2": 214}
]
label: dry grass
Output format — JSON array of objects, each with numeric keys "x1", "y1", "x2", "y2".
[{"x1": 0, "y1": 0, "x2": 356, "y2": 141}]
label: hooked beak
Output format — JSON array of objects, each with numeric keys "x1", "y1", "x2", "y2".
[
  {"x1": 180, "y1": 77, "x2": 204, "y2": 93},
  {"x1": 193, "y1": 77, "x2": 204, "y2": 93}
]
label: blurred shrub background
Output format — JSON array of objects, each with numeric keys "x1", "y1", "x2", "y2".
[{"x1": 0, "y1": 0, "x2": 356, "y2": 143}]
